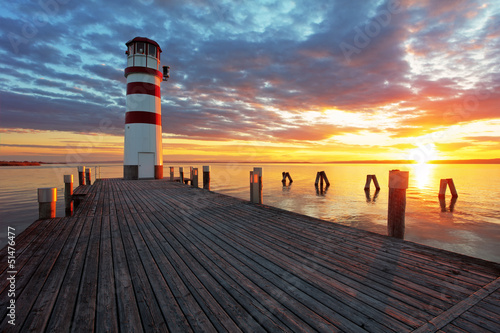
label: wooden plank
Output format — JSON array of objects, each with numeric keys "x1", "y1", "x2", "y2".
[
  {"x1": 413, "y1": 277, "x2": 500, "y2": 332},
  {"x1": 134, "y1": 212, "x2": 217, "y2": 332},
  {"x1": 95, "y1": 214, "x2": 118, "y2": 332},
  {"x1": 194, "y1": 207, "x2": 412, "y2": 332},
  {"x1": 2, "y1": 179, "x2": 499, "y2": 333},
  {"x1": 125, "y1": 212, "x2": 193, "y2": 332},
  {"x1": 45, "y1": 216, "x2": 93, "y2": 331},
  {"x1": 109, "y1": 214, "x2": 143, "y2": 332},
  {"x1": 15, "y1": 215, "x2": 86, "y2": 332},
  {"x1": 0, "y1": 218, "x2": 67, "y2": 327}
]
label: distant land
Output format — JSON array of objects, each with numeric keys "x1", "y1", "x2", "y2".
[
  {"x1": 1, "y1": 159, "x2": 499, "y2": 166},
  {"x1": 0, "y1": 161, "x2": 64, "y2": 166}
]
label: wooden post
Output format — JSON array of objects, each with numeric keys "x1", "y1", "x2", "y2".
[
  {"x1": 192, "y1": 168, "x2": 199, "y2": 187},
  {"x1": 372, "y1": 175, "x2": 380, "y2": 190},
  {"x1": 321, "y1": 171, "x2": 330, "y2": 187},
  {"x1": 78, "y1": 166, "x2": 85, "y2": 186},
  {"x1": 364, "y1": 175, "x2": 373, "y2": 190},
  {"x1": 169, "y1": 167, "x2": 174, "y2": 181},
  {"x1": 250, "y1": 167, "x2": 262, "y2": 204},
  {"x1": 387, "y1": 170, "x2": 409, "y2": 239},
  {"x1": 38, "y1": 187, "x2": 57, "y2": 219},
  {"x1": 64, "y1": 175, "x2": 73, "y2": 216},
  {"x1": 447, "y1": 178, "x2": 458, "y2": 198},
  {"x1": 85, "y1": 167, "x2": 92, "y2": 186},
  {"x1": 179, "y1": 167, "x2": 184, "y2": 183},
  {"x1": 282, "y1": 172, "x2": 293, "y2": 186},
  {"x1": 203, "y1": 166, "x2": 210, "y2": 190},
  {"x1": 314, "y1": 172, "x2": 321, "y2": 187},
  {"x1": 438, "y1": 179, "x2": 448, "y2": 198}
]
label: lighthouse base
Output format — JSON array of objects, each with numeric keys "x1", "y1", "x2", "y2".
[
  {"x1": 124, "y1": 165, "x2": 139, "y2": 180},
  {"x1": 124, "y1": 165, "x2": 163, "y2": 180}
]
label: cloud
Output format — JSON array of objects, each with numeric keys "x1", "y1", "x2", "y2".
[{"x1": 0, "y1": 0, "x2": 499, "y2": 161}]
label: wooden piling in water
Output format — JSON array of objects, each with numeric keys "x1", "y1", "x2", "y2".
[
  {"x1": 77, "y1": 166, "x2": 85, "y2": 186},
  {"x1": 169, "y1": 166, "x2": 174, "y2": 181},
  {"x1": 387, "y1": 170, "x2": 408, "y2": 239},
  {"x1": 64, "y1": 175, "x2": 73, "y2": 216},
  {"x1": 438, "y1": 178, "x2": 459, "y2": 198},
  {"x1": 447, "y1": 178, "x2": 458, "y2": 197},
  {"x1": 85, "y1": 167, "x2": 92, "y2": 186},
  {"x1": 281, "y1": 172, "x2": 293, "y2": 186},
  {"x1": 203, "y1": 165, "x2": 211, "y2": 190},
  {"x1": 250, "y1": 167, "x2": 263, "y2": 204},
  {"x1": 314, "y1": 171, "x2": 330, "y2": 187},
  {"x1": 364, "y1": 174, "x2": 381, "y2": 190},
  {"x1": 192, "y1": 168, "x2": 199, "y2": 187},
  {"x1": 181, "y1": 167, "x2": 185, "y2": 181},
  {"x1": 38, "y1": 187, "x2": 57, "y2": 219}
]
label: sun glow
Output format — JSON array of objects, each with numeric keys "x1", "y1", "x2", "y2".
[{"x1": 407, "y1": 143, "x2": 439, "y2": 164}]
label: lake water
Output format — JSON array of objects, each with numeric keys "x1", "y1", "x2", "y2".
[{"x1": 1, "y1": 163, "x2": 499, "y2": 263}]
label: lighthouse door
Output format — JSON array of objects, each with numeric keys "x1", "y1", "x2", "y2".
[{"x1": 138, "y1": 152, "x2": 155, "y2": 179}]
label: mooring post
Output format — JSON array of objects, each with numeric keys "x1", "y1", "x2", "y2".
[
  {"x1": 192, "y1": 168, "x2": 199, "y2": 187},
  {"x1": 365, "y1": 174, "x2": 381, "y2": 190},
  {"x1": 282, "y1": 172, "x2": 293, "y2": 186},
  {"x1": 78, "y1": 166, "x2": 86, "y2": 186},
  {"x1": 321, "y1": 171, "x2": 330, "y2": 187},
  {"x1": 250, "y1": 167, "x2": 263, "y2": 204},
  {"x1": 372, "y1": 175, "x2": 380, "y2": 190},
  {"x1": 38, "y1": 187, "x2": 57, "y2": 219},
  {"x1": 203, "y1": 166, "x2": 211, "y2": 190},
  {"x1": 85, "y1": 167, "x2": 92, "y2": 186},
  {"x1": 438, "y1": 179, "x2": 448, "y2": 198},
  {"x1": 387, "y1": 170, "x2": 409, "y2": 239},
  {"x1": 179, "y1": 167, "x2": 184, "y2": 183},
  {"x1": 314, "y1": 172, "x2": 321, "y2": 187},
  {"x1": 447, "y1": 178, "x2": 458, "y2": 198},
  {"x1": 64, "y1": 175, "x2": 73, "y2": 216},
  {"x1": 364, "y1": 175, "x2": 372, "y2": 190},
  {"x1": 169, "y1": 167, "x2": 174, "y2": 181}
]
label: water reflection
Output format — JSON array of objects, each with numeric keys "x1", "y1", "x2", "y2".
[
  {"x1": 411, "y1": 164, "x2": 435, "y2": 190},
  {"x1": 439, "y1": 196, "x2": 458, "y2": 212},
  {"x1": 315, "y1": 184, "x2": 330, "y2": 196},
  {"x1": 364, "y1": 189, "x2": 380, "y2": 203}
]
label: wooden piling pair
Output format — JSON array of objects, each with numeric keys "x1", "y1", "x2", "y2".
[
  {"x1": 438, "y1": 178, "x2": 458, "y2": 198},
  {"x1": 77, "y1": 166, "x2": 92, "y2": 185},
  {"x1": 314, "y1": 171, "x2": 330, "y2": 188},
  {"x1": 364, "y1": 174, "x2": 380, "y2": 191},
  {"x1": 282, "y1": 172, "x2": 293, "y2": 186}
]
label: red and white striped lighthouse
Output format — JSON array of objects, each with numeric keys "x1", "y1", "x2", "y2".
[{"x1": 123, "y1": 37, "x2": 169, "y2": 180}]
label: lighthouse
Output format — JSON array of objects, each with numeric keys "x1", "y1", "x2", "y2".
[{"x1": 123, "y1": 37, "x2": 169, "y2": 180}]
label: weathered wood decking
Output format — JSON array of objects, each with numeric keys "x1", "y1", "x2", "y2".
[{"x1": 1, "y1": 178, "x2": 499, "y2": 332}]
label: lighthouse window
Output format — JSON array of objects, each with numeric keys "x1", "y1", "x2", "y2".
[
  {"x1": 128, "y1": 45, "x2": 133, "y2": 55},
  {"x1": 136, "y1": 42, "x2": 145, "y2": 54},
  {"x1": 148, "y1": 44, "x2": 157, "y2": 58}
]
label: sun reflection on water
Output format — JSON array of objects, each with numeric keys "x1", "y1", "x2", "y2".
[{"x1": 410, "y1": 163, "x2": 436, "y2": 190}]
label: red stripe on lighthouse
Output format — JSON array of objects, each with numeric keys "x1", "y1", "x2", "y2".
[
  {"x1": 124, "y1": 66, "x2": 162, "y2": 79},
  {"x1": 127, "y1": 82, "x2": 161, "y2": 97},
  {"x1": 125, "y1": 111, "x2": 162, "y2": 125}
]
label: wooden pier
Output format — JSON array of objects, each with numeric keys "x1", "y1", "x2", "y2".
[{"x1": 1, "y1": 178, "x2": 499, "y2": 332}]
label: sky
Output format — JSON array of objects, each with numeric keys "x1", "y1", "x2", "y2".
[{"x1": 0, "y1": 0, "x2": 499, "y2": 163}]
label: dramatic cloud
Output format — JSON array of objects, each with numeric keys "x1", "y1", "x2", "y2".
[{"x1": 0, "y1": 0, "x2": 499, "y2": 162}]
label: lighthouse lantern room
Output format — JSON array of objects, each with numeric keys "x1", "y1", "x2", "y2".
[{"x1": 123, "y1": 37, "x2": 166, "y2": 180}]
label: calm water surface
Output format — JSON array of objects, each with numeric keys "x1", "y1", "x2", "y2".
[{"x1": 1, "y1": 163, "x2": 499, "y2": 262}]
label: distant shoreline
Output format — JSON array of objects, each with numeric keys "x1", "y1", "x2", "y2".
[
  {"x1": 1, "y1": 159, "x2": 499, "y2": 166},
  {"x1": 0, "y1": 161, "x2": 65, "y2": 166}
]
